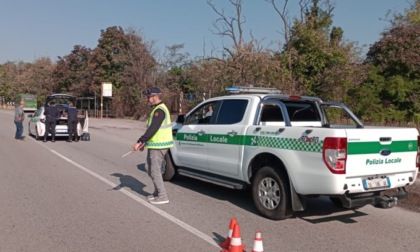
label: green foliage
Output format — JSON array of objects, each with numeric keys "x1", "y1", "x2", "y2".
[
  {"x1": 366, "y1": 2, "x2": 420, "y2": 122},
  {"x1": 95, "y1": 26, "x2": 132, "y2": 89},
  {"x1": 53, "y1": 45, "x2": 94, "y2": 96},
  {"x1": 347, "y1": 66, "x2": 384, "y2": 122},
  {"x1": 286, "y1": 0, "x2": 358, "y2": 101}
]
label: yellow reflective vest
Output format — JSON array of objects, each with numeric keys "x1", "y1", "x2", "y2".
[{"x1": 146, "y1": 103, "x2": 174, "y2": 149}]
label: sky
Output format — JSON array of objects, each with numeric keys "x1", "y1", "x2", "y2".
[{"x1": 0, "y1": 0, "x2": 411, "y2": 64}]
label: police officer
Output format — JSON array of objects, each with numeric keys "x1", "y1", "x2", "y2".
[
  {"x1": 65, "y1": 102, "x2": 78, "y2": 142},
  {"x1": 132, "y1": 87, "x2": 174, "y2": 205},
  {"x1": 43, "y1": 101, "x2": 60, "y2": 142}
]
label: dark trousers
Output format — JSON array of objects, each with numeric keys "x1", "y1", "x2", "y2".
[
  {"x1": 45, "y1": 118, "x2": 57, "y2": 140},
  {"x1": 14, "y1": 120, "x2": 23, "y2": 139},
  {"x1": 68, "y1": 118, "x2": 78, "y2": 140}
]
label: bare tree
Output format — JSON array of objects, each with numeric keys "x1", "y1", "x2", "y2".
[
  {"x1": 204, "y1": 0, "x2": 290, "y2": 91},
  {"x1": 208, "y1": 0, "x2": 245, "y2": 57}
]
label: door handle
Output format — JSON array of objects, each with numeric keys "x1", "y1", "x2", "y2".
[{"x1": 227, "y1": 130, "x2": 237, "y2": 137}]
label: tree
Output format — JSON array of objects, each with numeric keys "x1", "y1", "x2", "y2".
[
  {"x1": 52, "y1": 45, "x2": 94, "y2": 96},
  {"x1": 118, "y1": 28, "x2": 158, "y2": 118},
  {"x1": 275, "y1": 0, "x2": 363, "y2": 102},
  {"x1": 202, "y1": 0, "x2": 289, "y2": 93},
  {"x1": 93, "y1": 26, "x2": 157, "y2": 118},
  {"x1": 19, "y1": 58, "x2": 55, "y2": 101},
  {"x1": 0, "y1": 59, "x2": 55, "y2": 104},
  {"x1": 365, "y1": 0, "x2": 420, "y2": 122}
]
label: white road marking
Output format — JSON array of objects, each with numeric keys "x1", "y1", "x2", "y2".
[{"x1": 43, "y1": 147, "x2": 218, "y2": 248}]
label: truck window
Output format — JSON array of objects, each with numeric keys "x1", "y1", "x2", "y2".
[
  {"x1": 260, "y1": 104, "x2": 284, "y2": 122},
  {"x1": 185, "y1": 102, "x2": 216, "y2": 125},
  {"x1": 324, "y1": 106, "x2": 358, "y2": 127},
  {"x1": 215, "y1": 99, "x2": 248, "y2": 124},
  {"x1": 284, "y1": 102, "x2": 320, "y2": 122}
]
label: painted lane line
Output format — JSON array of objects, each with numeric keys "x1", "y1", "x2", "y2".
[{"x1": 47, "y1": 148, "x2": 218, "y2": 248}]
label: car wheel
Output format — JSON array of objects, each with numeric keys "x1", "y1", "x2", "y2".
[
  {"x1": 162, "y1": 151, "x2": 177, "y2": 181},
  {"x1": 252, "y1": 166, "x2": 292, "y2": 220}
]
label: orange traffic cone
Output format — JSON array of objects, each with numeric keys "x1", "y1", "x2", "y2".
[
  {"x1": 252, "y1": 230, "x2": 264, "y2": 252},
  {"x1": 221, "y1": 223, "x2": 245, "y2": 252},
  {"x1": 219, "y1": 218, "x2": 237, "y2": 249}
]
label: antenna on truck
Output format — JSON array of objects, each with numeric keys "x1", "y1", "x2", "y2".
[{"x1": 225, "y1": 86, "x2": 281, "y2": 94}]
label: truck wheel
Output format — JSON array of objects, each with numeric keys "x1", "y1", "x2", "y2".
[
  {"x1": 252, "y1": 166, "x2": 292, "y2": 220},
  {"x1": 162, "y1": 151, "x2": 177, "y2": 181}
]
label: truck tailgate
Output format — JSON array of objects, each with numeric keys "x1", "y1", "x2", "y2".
[{"x1": 345, "y1": 127, "x2": 418, "y2": 178}]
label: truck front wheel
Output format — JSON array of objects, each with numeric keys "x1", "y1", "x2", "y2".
[
  {"x1": 252, "y1": 166, "x2": 292, "y2": 220},
  {"x1": 162, "y1": 151, "x2": 177, "y2": 181}
]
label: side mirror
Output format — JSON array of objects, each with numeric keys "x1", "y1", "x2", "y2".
[{"x1": 176, "y1": 114, "x2": 185, "y2": 124}]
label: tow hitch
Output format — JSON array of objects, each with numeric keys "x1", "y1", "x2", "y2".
[{"x1": 374, "y1": 195, "x2": 398, "y2": 209}]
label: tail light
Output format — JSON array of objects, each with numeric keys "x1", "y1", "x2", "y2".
[
  {"x1": 416, "y1": 135, "x2": 420, "y2": 169},
  {"x1": 40, "y1": 118, "x2": 45, "y2": 123},
  {"x1": 323, "y1": 137, "x2": 347, "y2": 174}
]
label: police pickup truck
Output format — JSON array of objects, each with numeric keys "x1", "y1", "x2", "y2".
[{"x1": 163, "y1": 87, "x2": 419, "y2": 220}]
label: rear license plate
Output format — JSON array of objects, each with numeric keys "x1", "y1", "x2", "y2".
[
  {"x1": 56, "y1": 129, "x2": 67, "y2": 133},
  {"x1": 363, "y1": 177, "x2": 390, "y2": 190}
]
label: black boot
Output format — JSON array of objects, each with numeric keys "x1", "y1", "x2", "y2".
[{"x1": 66, "y1": 138, "x2": 72, "y2": 142}]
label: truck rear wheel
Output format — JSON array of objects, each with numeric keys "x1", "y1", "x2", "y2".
[
  {"x1": 252, "y1": 166, "x2": 292, "y2": 220},
  {"x1": 162, "y1": 151, "x2": 177, "y2": 181}
]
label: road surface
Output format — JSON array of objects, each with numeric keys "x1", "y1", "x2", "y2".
[{"x1": 1, "y1": 109, "x2": 419, "y2": 251}]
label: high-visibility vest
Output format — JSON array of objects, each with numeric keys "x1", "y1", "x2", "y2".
[{"x1": 146, "y1": 103, "x2": 174, "y2": 149}]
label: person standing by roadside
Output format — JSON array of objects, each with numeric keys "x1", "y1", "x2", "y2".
[
  {"x1": 14, "y1": 101, "x2": 25, "y2": 141},
  {"x1": 65, "y1": 102, "x2": 78, "y2": 142},
  {"x1": 131, "y1": 87, "x2": 173, "y2": 205},
  {"x1": 43, "y1": 101, "x2": 60, "y2": 142}
]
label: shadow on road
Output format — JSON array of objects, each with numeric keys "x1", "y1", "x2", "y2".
[
  {"x1": 168, "y1": 175, "x2": 370, "y2": 223},
  {"x1": 110, "y1": 171, "x2": 148, "y2": 197},
  {"x1": 294, "y1": 196, "x2": 369, "y2": 224}
]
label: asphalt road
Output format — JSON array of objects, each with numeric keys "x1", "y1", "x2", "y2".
[{"x1": 1, "y1": 109, "x2": 420, "y2": 252}]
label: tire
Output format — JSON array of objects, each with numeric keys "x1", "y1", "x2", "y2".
[
  {"x1": 35, "y1": 127, "x2": 41, "y2": 141},
  {"x1": 252, "y1": 166, "x2": 292, "y2": 220},
  {"x1": 162, "y1": 151, "x2": 177, "y2": 181}
]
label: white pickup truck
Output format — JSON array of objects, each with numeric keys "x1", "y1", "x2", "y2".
[{"x1": 163, "y1": 90, "x2": 419, "y2": 220}]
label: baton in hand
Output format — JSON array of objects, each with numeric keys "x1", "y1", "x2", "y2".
[{"x1": 121, "y1": 151, "x2": 133, "y2": 158}]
